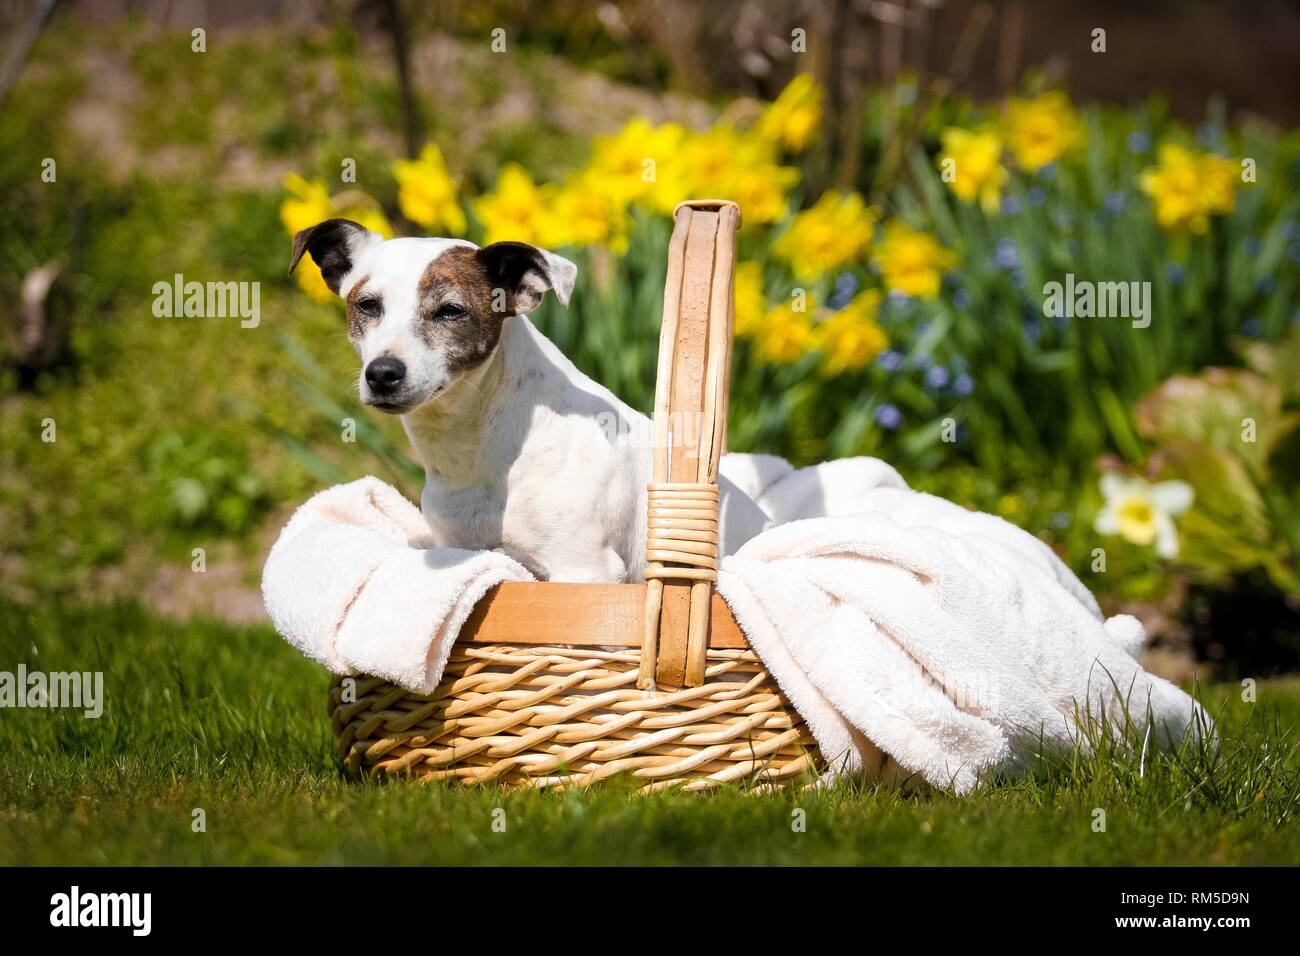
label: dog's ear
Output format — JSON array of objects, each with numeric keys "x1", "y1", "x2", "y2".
[
  {"x1": 288, "y1": 218, "x2": 377, "y2": 295},
  {"x1": 477, "y1": 241, "x2": 577, "y2": 314}
]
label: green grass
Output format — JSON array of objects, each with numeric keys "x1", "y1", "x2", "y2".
[{"x1": 1, "y1": 598, "x2": 1297, "y2": 865}]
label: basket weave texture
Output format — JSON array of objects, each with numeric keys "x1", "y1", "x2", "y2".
[
  {"x1": 330, "y1": 645, "x2": 820, "y2": 791},
  {"x1": 329, "y1": 201, "x2": 824, "y2": 790}
]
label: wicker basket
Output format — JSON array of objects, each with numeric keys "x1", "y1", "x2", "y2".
[{"x1": 329, "y1": 200, "x2": 824, "y2": 791}]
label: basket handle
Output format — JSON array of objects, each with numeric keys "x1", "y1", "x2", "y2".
[{"x1": 638, "y1": 199, "x2": 740, "y2": 690}]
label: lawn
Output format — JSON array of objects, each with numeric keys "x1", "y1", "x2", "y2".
[{"x1": 1, "y1": 599, "x2": 1296, "y2": 867}]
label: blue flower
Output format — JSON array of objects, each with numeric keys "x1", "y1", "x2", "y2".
[
  {"x1": 1284, "y1": 220, "x2": 1299, "y2": 241},
  {"x1": 924, "y1": 365, "x2": 951, "y2": 390},
  {"x1": 875, "y1": 404, "x2": 903, "y2": 430},
  {"x1": 1104, "y1": 191, "x2": 1127, "y2": 215},
  {"x1": 952, "y1": 372, "x2": 975, "y2": 396},
  {"x1": 877, "y1": 349, "x2": 904, "y2": 371},
  {"x1": 1242, "y1": 235, "x2": 1261, "y2": 256},
  {"x1": 1023, "y1": 320, "x2": 1043, "y2": 344},
  {"x1": 1049, "y1": 511, "x2": 1072, "y2": 530},
  {"x1": 1258, "y1": 274, "x2": 1276, "y2": 295},
  {"x1": 1126, "y1": 131, "x2": 1151, "y2": 154},
  {"x1": 1242, "y1": 317, "x2": 1262, "y2": 338},
  {"x1": 1027, "y1": 187, "x2": 1047, "y2": 207},
  {"x1": 995, "y1": 237, "x2": 1019, "y2": 269},
  {"x1": 1036, "y1": 163, "x2": 1057, "y2": 180},
  {"x1": 953, "y1": 288, "x2": 972, "y2": 309},
  {"x1": 1165, "y1": 261, "x2": 1185, "y2": 285},
  {"x1": 829, "y1": 272, "x2": 858, "y2": 310},
  {"x1": 1288, "y1": 242, "x2": 1300, "y2": 264},
  {"x1": 1001, "y1": 194, "x2": 1023, "y2": 215}
]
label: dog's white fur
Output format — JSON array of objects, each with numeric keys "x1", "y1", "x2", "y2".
[{"x1": 313, "y1": 228, "x2": 770, "y2": 583}]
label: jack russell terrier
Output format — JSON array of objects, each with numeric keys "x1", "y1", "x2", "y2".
[{"x1": 289, "y1": 218, "x2": 770, "y2": 583}]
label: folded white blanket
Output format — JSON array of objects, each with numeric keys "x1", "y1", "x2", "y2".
[{"x1": 263, "y1": 456, "x2": 1210, "y2": 793}]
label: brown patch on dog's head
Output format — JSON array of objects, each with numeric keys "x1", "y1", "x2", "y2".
[
  {"x1": 345, "y1": 275, "x2": 380, "y2": 338},
  {"x1": 416, "y1": 247, "x2": 505, "y2": 373},
  {"x1": 414, "y1": 242, "x2": 577, "y2": 373}
]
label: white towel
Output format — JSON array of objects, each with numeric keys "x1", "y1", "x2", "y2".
[
  {"x1": 262, "y1": 458, "x2": 1211, "y2": 792},
  {"x1": 262, "y1": 477, "x2": 532, "y2": 692}
]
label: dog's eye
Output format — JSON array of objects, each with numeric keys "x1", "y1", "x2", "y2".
[
  {"x1": 356, "y1": 297, "x2": 382, "y2": 317},
  {"x1": 434, "y1": 303, "x2": 466, "y2": 319}
]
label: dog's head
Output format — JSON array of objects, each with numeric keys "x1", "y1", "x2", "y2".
[{"x1": 288, "y1": 219, "x2": 577, "y2": 413}]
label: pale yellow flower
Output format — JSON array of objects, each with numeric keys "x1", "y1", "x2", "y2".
[
  {"x1": 1095, "y1": 473, "x2": 1193, "y2": 558},
  {"x1": 871, "y1": 221, "x2": 959, "y2": 299},
  {"x1": 756, "y1": 74, "x2": 823, "y2": 154},
  {"x1": 772, "y1": 191, "x2": 878, "y2": 280},
  {"x1": 472, "y1": 164, "x2": 558, "y2": 247},
  {"x1": 815, "y1": 290, "x2": 887, "y2": 375},
  {"x1": 1138, "y1": 144, "x2": 1239, "y2": 234},
  {"x1": 939, "y1": 126, "x2": 1007, "y2": 213},
  {"x1": 392, "y1": 144, "x2": 466, "y2": 235},
  {"x1": 1002, "y1": 91, "x2": 1086, "y2": 172}
]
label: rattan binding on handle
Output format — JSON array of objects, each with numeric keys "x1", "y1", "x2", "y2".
[{"x1": 638, "y1": 200, "x2": 740, "y2": 691}]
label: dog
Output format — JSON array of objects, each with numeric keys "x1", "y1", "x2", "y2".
[{"x1": 289, "y1": 218, "x2": 770, "y2": 583}]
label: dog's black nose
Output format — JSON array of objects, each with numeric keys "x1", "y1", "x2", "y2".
[{"x1": 365, "y1": 356, "x2": 406, "y2": 394}]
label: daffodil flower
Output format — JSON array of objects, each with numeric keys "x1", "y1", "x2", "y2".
[{"x1": 1095, "y1": 473, "x2": 1194, "y2": 558}]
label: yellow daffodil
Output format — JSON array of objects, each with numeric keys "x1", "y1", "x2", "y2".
[
  {"x1": 681, "y1": 126, "x2": 747, "y2": 196},
  {"x1": 871, "y1": 221, "x2": 959, "y2": 299},
  {"x1": 772, "y1": 191, "x2": 878, "y2": 280},
  {"x1": 1002, "y1": 91, "x2": 1085, "y2": 172},
  {"x1": 732, "y1": 261, "x2": 766, "y2": 338},
  {"x1": 392, "y1": 144, "x2": 466, "y2": 235},
  {"x1": 678, "y1": 127, "x2": 798, "y2": 226},
  {"x1": 279, "y1": 173, "x2": 332, "y2": 235},
  {"x1": 729, "y1": 160, "x2": 798, "y2": 226},
  {"x1": 815, "y1": 290, "x2": 887, "y2": 375},
  {"x1": 939, "y1": 126, "x2": 1007, "y2": 213},
  {"x1": 280, "y1": 175, "x2": 392, "y2": 303},
  {"x1": 472, "y1": 164, "x2": 558, "y2": 247},
  {"x1": 752, "y1": 294, "x2": 818, "y2": 364},
  {"x1": 548, "y1": 171, "x2": 631, "y2": 254},
  {"x1": 589, "y1": 118, "x2": 687, "y2": 210},
  {"x1": 293, "y1": 257, "x2": 334, "y2": 303},
  {"x1": 1198, "y1": 152, "x2": 1239, "y2": 215},
  {"x1": 757, "y1": 74, "x2": 823, "y2": 153},
  {"x1": 1137, "y1": 144, "x2": 1239, "y2": 234},
  {"x1": 1095, "y1": 473, "x2": 1193, "y2": 557}
]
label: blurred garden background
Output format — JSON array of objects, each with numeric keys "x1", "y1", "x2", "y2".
[{"x1": 2, "y1": 0, "x2": 1300, "y2": 687}]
